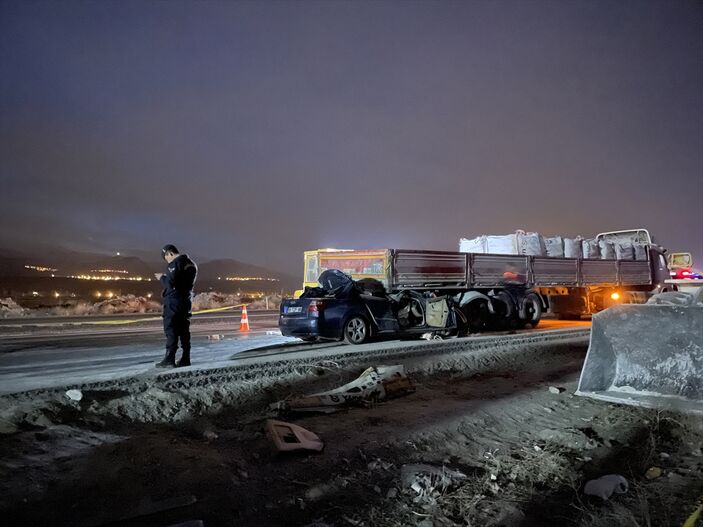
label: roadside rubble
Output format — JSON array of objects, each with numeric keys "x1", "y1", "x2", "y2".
[
  {"x1": 269, "y1": 365, "x2": 415, "y2": 414},
  {"x1": 583, "y1": 474, "x2": 629, "y2": 500},
  {"x1": 65, "y1": 389, "x2": 83, "y2": 401},
  {"x1": 400, "y1": 464, "x2": 468, "y2": 504},
  {"x1": 266, "y1": 420, "x2": 324, "y2": 453}
]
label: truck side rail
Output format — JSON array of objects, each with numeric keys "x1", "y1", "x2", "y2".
[{"x1": 390, "y1": 249, "x2": 651, "y2": 290}]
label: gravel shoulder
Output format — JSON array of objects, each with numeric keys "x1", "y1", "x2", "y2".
[{"x1": 1, "y1": 330, "x2": 701, "y2": 527}]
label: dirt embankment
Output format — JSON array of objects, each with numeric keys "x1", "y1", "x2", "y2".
[
  {"x1": 0, "y1": 292, "x2": 281, "y2": 318},
  {"x1": 1, "y1": 333, "x2": 701, "y2": 527}
]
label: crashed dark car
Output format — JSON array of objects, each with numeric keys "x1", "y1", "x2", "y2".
[{"x1": 279, "y1": 269, "x2": 467, "y2": 344}]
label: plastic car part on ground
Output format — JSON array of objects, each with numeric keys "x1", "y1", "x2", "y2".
[
  {"x1": 270, "y1": 365, "x2": 415, "y2": 414},
  {"x1": 265, "y1": 419, "x2": 324, "y2": 453}
]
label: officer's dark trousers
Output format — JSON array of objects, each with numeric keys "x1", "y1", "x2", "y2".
[{"x1": 163, "y1": 304, "x2": 191, "y2": 362}]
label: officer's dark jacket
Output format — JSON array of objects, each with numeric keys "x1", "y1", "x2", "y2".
[{"x1": 160, "y1": 254, "x2": 197, "y2": 304}]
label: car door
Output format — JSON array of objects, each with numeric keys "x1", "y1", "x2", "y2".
[{"x1": 361, "y1": 295, "x2": 399, "y2": 333}]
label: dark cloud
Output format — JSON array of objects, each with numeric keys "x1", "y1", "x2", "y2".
[{"x1": 1, "y1": 0, "x2": 702, "y2": 272}]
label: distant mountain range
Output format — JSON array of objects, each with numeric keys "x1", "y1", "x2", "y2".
[{"x1": 0, "y1": 246, "x2": 299, "y2": 289}]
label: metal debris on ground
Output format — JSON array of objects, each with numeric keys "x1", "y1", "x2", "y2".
[
  {"x1": 265, "y1": 419, "x2": 324, "y2": 453},
  {"x1": 583, "y1": 474, "x2": 629, "y2": 500},
  {"x1": 548, "y1": 386, "x2": 565, "y2": 394},
  {"x1": 269, "y1": 365, "x2": 415, "y2": 414},
  {"x1": 207, "y1": 334, "x2": 225, "y2": 340}
]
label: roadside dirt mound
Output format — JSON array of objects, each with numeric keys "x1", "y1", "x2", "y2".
[
  {"x1": 49, "y1": 294, "x2": 161, "y2": 316},
  {"x1": 191, "y1": 292, "x2": 281, "y2": 311},
  {"x1": 0, "y1": 297, "x2": 27, "y2": 318},
  {"x1": 192, "y1": 292, "x2": 241, "y2": 311}
]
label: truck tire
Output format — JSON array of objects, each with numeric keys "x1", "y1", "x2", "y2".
[
  {"x1": 520, "y1": 293, "x2": 543, "y2": 329},
  {"x1": 343, "y1": 315, "x2": 370, "y2": 345},
  {"x1": 464, "y1": 300, "x2": 489, "y2": 333}
]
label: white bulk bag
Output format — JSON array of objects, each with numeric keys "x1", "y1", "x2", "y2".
[
  {"x1": 634, "y1": 244, "x2": 648, "y2": 261},
  {"x1": 615, "y1": 243, "x2": 634, "y2": 260},
  {"x1": 564, "y1": 237, "x2": 583, "y2": 259},
  {"x1": 544, "y1": 236, "x2": 564, "y2": 258},
  {"x1": 599, "y1": 240, "x2": 615, "y2": 260},
  {"x1": 582, "y1": 239, "x2": 600, "y2": 259},
  {"x1": 516, "y1": 230, "x2": 546, "y2": 256},
  {"x1": 485, "y1": 234, "x2": 518, "y2": 255},
  {"x1": 459, "y1": 236, "x2": 487, "y2": 253}
]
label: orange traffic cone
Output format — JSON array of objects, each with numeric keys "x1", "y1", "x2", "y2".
[{"x1": 239, "y1": 305, "x2": 250, "y2": 332}]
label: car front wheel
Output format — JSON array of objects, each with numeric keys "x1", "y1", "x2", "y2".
[{"x1": 344, "y1": 316, "x2": 369, "y2": 345}]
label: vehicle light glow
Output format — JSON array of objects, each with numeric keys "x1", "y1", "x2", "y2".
[{"x1": 610, "y1": 292, "x2": 620, "y2": 301}]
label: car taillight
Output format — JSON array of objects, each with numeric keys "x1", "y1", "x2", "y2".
[{"x1": 308, "y1": 300, "x2": 323, "y2": 317}]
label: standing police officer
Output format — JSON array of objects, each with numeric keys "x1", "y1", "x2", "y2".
[{"x1": 156, "y1": 244, "x2": 198, "y2": 368}]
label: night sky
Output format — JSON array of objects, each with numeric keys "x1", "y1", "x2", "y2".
[{"x1": 1, "y1": 0, "x2": 701, "y2": 272}]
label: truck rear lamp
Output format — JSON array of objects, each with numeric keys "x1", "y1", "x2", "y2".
[{"x1": 610, "y1": 292, "x2": 620, "y2": 301}]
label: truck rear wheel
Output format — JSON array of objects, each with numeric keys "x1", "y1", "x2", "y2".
[{"x1": 521, "y1": 293, "x2": 542, "y2": 329}]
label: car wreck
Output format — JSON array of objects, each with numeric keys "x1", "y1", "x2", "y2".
[{"x1": 279, "y1": 269, "x2": 469, "y2": 344}]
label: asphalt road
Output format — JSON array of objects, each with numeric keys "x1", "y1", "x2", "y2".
[{"x1": 0, "y1": 309, "x2": 590, "y2": 395}]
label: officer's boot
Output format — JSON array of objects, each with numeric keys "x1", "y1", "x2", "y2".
[
  {"x1": 176, "y1": 348, "x2": 191, "y2": 367},
  {"x1": 156, "y1": 348, "x2": 176, "y2": 368},
  {"x1": 176, "y1": 336, "x2": 191, "y2": 367}
]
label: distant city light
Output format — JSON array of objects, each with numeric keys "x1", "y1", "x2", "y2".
[
  {"x1": 25, "y1": 265, "x2": 58, "y2": 272},
  {"x1": 54, "y1": 292, "x2": 60, "y2": 298},
  {"x1": 225, "y1": 277, "x2": 279, "y2": 282},
  {"x1": 31, "y1": 291, "x2": 39, "y2": 296},
  {"x1": 69, "y1": 274, "x2": 148, "y2": 281},
  {"x1": 146, "y1": 293, "x2": 153, "y2": 298},
  {"x1": 116, "y1": 252, "x2": 121, "y2": 256},
  {"x1": 96, "y1": 291, "x2": 102, "y2": 298},
  {"x1": 107, "y1": 291, "x2": 114, "y2": 299}
]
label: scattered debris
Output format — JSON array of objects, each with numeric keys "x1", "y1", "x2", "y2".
[
  {"x1": 65, "y1": 389, "x2": 83, "y2": 401},
  {"x1": 583, "y1": 474, "x2": 629, "y2": 500},
  {"x1": 644, "y1": 466, "x2": 662, "y2": 480},
  {"x1": 207, "y1": 334, "x2": 225, "y2": 340},
  {"x1": 400, "y1": 464, "x2": 467, "y2": 503},
  {"x1": 265, "y1": 419, "x2": 324, "y2": 453},
  {"x1": 305, "y1": 479, "x2": 348, "y2": 501},
  {"x1": 270, "y1": 365, "x2": 415, "y2": 414},
  {"x1": 548, "y1": 386, "x2": 566, "y2": 394},
  {"x1": 202, "y1": 430, "x2": 218, "y2": 442}
]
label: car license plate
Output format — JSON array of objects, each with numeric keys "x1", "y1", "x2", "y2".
[{"x1": 286, "y1": 306, "x2": 302, "y2": 314}]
